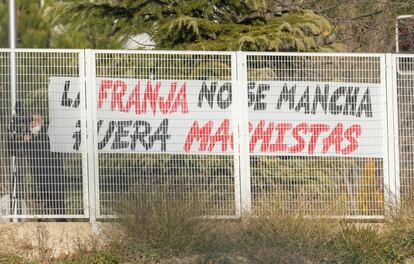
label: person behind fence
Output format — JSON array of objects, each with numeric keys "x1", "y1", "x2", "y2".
[
  {"x1": 26, "y1": 113, "x2": 66, "y2": 215},
  {"x1": 9, "y1": 109, "x2": 65, "y2": 215}
]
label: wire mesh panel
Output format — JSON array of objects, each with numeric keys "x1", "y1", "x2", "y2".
[
  {"x1": 395, "y1": 55, "x2": 414, "y2": 206},
  {"x1": 92, "y1": 51, "x2": 238, "y2": 217},
  {"x1": 0, "y1": 51, "x2": 11, "y2": 218},
  {"x1": 0, "y1": 49, "x2": 402, "y2": 221},
  {"x1": 0, "y1": 49, "x2": 87, "y2": 219},
  {"x1": 245, "y1": 53, "x2": 386, "y2": 217}
]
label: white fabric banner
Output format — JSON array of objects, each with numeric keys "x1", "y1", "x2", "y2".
[{"x1": 48, "y1": 77, "x2": 385, "y2": 158}]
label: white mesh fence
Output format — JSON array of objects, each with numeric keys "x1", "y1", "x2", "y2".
[
  {"x1": 0, "y1": 51, "x2": 11, "y2": 217},
  {"x1": 395, "y1": 55, "x2": 414, "y2": 207},
  {"x1": 90, "y1": 51, "x2": 239, "y2": 218},
  {"x1": 0, "y1": 50, "x2": 87, "y2": 219},
  {"x1": 244, "y1": 54, "x2": 387, "y2": 217},
  {"x1": 0, "y1": 49, "x2": 405, "y2": 221}
]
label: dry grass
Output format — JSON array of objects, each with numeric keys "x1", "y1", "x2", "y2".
[
  {"x1": 4, "y1": 199, "x2": 414, "y2": 263},
  {"x1": 0, "y1": 222, "x2": 107, "y2": 264},
  {"x1": 104, "y1": 197, "x2": 414, "y2": 264},
  {"x1": 101, "y1": 197, "x2": 346, "y2": 263}
]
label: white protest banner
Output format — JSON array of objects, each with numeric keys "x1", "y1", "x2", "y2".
[
  {"x1": 48, "y1": 77, "x2": 234, "y2": 154},
  {"x1": 48, "y1": 77, "x2": 385, "y2": 158},
  {"x1": 48, "y1": 77, "x2": 84, "y2": 152},
  {"x1": 247, "y1": 81, "x2": 385, "y2": 158}
]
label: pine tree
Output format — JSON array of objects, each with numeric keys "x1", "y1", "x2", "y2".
[
  {"x1": 0, "y1": 0, "x2": 9, "y2": 47},
  {"x1": 0, "y1": 0, "x2": 52, "y2": 48},
  {"x1": 0, "y1": 0, "x2": 121, "y2": 48},
  {"x1": 52, "y1": 0, "x2": 342, "y2": 51}
]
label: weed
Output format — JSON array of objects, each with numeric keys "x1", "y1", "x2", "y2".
[
  {"x1": 112, "y1": 193, "x2": 216, "y2": 257},
  {"x1": 57, "y1": 251, "x2": 120, "y2": 264},
  {"x1": 7, "y1": 199, "x2": 414, "y2": 263},
  {"x1": 333, "y1": 225, "x2": 386, "y2": 263}
]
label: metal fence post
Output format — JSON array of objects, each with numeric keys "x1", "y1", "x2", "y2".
[
  {"x1": 384, "y1": 53, "x2": 401, "y2": 215},
  {"x1": 84, "y1": 50, "x2": 99, "y2": 225},
  {"x1": 231, "y1": 53, "x2": 241, "y2": 217},
  {"x1": 78, "y1": 51, "x2": 90, "y2": 219},
  {"x1": 9, "y1": 49, "x2": 17, "y2": 222},
  {"x1": 236, "y1": 52, "x2": 251, "y2": 214}
]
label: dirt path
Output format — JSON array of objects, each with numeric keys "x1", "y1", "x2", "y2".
[{"x1": 0, "y1": 222, "x2": 103, "y2": 260}]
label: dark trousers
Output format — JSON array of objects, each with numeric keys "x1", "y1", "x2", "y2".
[{"x1": 30, "y1": 154, "x2": 65, "y2": 215}]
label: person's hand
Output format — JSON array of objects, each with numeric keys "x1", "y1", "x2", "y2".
[{"x1": 24, "y1": 134, "x2": 31, "y2": 142}]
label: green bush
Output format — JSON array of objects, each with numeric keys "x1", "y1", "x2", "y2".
[{"x1": 58, "y1": 251, "x2": 120, "y2": 264}]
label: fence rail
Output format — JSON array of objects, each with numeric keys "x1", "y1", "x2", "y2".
[{"x1": 0, "y1": 49, "x2": 408, "y2": 221}]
